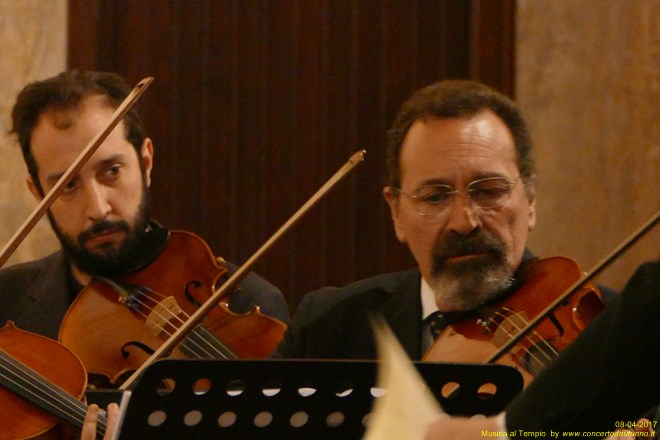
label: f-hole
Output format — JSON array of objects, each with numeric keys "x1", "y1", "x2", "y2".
[
  {"x1": 121, "y1": 341, "x2": 172, "y2": 358},
  {"x1": 184, "y1": 280, "x2": 203, "y2": 307},
  {"x1": 548, "y1": 314, "x2": 565, "y2": 337}
]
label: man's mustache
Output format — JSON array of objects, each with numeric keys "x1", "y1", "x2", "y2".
[
  {"x1": 433, "y1": 230, "x2": 505, "y2": 264},
  {"x1": 78, "y1": 220, "x2": 129, "y2": 246}
]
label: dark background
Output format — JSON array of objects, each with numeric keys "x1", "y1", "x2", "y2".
[{"x1": 68, "y1": 0, "x2": 515, "y2": 313}]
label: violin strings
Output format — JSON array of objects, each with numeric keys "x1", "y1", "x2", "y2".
[
  {"x1": 124, "y1": 289, "x2": 225, "y2": 358},
  {"x1": 102, "y1": 278, "x2": 217, "y2": 358},
  {"x1": 125, "y1": 286, "x2": 237, "y2": 359},
  {"x1": 496, "y1": 311, "x2": 559, "y2": 371},
  {"x1": 489, "y1": 310, "x2": 559, "y2": 373},
  {"x1": 92, "y1": 277, "x2": 239, "y2": 368},
  {"x1": 185, "y1": 325, "x2": 238, "y2": 359},
  {"x1": 486, "y1": 314, "x2": 548, "y2": 374},
  {"x1": 0, "y1": 351, "x2": 104, "y2": 429},
  {"x1": 491, "y1": 309, "x2": 559, "y2": 367},
  {"x1": 501, "y1": 310, "x2": 560, "y2": 360},
  {"x1": 0, "y1": 349, "x2": 107, "y2": 434},
  {"x1": 131, "y1": 286, "x2": 236, "y2": 359}
]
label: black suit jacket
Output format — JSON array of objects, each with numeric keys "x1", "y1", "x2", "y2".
[
  {"x1": 0, "y1": 251, "x2": 71, "y2": 339},
  {"x1": 274, "y1": 269, "x2": 426, "y2": 360},
  {"x1": 506, "y1": 261, "x2": 660, "y2": 433}
]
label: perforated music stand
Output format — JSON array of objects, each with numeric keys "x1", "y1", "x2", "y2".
[{"x1": 118, "y1": 359, "x2": 523, "y2": 439}]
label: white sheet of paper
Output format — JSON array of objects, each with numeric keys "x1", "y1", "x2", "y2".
[
  {"x1": 363, "y1": 318, "x2": 444, "y2": 440},
  {"x1": 110, "y1": 390, "x2": 132, "y2": 440}
]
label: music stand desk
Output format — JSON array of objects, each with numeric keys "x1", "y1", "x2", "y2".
[{"x1": 118, "y1": 359, "x2": 523, "y2": 439}]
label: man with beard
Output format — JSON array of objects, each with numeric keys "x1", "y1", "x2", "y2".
[
  {"x1": 273, "y1": 79, "x2": 614, "y2": 360},
  {"x1": 422, "y1": 260, "x2": 659, "y2": 439},
  {"x1": 0, "y1": 70, "x2": 289, "y2": 342}
]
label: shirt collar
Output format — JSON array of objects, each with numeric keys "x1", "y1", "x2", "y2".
[{"x1": 420, "y1": 277, "x2": 440, "y2": 320}]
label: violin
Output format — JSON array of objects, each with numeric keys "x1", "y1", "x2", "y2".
[
  {"x1": 0, "y1": 321, "x2": 106, "y2": 439},
  {"x1": 422, "y1": 256, "x2": 605, "y2": 386},
  {"x1": 425, "y1": 210, "x2": 659, "y2": 388},
  {"x1": 59, "y1": 228, "x2": 287, "y2": 387},
  {"x1": 113, "y1": 150, "x2": 367, "y2": 390}
]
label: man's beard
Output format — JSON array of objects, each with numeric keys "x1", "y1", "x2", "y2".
[
  {"x1": 49, "y1": 190, "x2": 150, "y2": 278},
  {"x1": 429, "y1": 229, "x2": 515, "y2": 311}
]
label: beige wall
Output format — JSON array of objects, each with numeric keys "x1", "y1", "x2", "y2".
[
  {"x1": 1, "y1": 1, "x2": 657, "y2": 291},
  {"x1": 0, "y1": 0, "x2": 65, "y2": 266},
  {"x1": 518, "y1": 0, "x2": 659, "y2": 290}
]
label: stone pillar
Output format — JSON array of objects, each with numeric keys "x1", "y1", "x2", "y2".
[
  {"x1": 0, "y1": 0, "x2": 66, "y2": 266},
  {"x1": 517, "y1": 0, "x2": 659, "y2": 290}
]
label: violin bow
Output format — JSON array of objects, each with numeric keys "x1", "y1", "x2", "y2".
[
  {"x1": 119, "y1": 149, "x2": 367, "y2": 390},
  {"x1": 487, "y1": 209, "x2": 659, "y2": 364},
  {"x1": 0, "y1": 77, "x2": 154, "y2": 269}
]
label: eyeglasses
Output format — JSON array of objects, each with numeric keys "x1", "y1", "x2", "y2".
[{"x1": 393, "y1": 176, "x2": 521, "y2": 217}]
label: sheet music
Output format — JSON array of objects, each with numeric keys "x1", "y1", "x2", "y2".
[{"x1": 363, "y1": 318, "x2": 444, "y2": 439}]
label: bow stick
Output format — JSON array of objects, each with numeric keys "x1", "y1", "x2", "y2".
[
  {"x1": 0, "y1": 77, "x2": 153, "y2": 269},
  {"x1": 119, "y1": 149, "x2": 366, "y2": 390}
]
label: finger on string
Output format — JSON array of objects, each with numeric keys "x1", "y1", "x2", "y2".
[{"x1": 81, "y1": 404, "x2": 100, "y2": 440}]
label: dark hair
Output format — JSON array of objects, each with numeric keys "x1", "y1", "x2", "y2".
[
  {"x1": 386, "y1": 79, "x2": 535, "y2": 191},
  {"x1": 10, "y1": 70, "x2": 147, "y2": 194}
]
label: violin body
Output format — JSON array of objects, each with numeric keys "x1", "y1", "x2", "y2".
[
  {"x1": 0, "y1": 321, "x2": 87, "y2": 440},
  {"x1": 59, "y1": 230, "x2": 286, "y2": 386},
  {"x1": 423, "y1": 256, "x2": 605, "y2": 386}
]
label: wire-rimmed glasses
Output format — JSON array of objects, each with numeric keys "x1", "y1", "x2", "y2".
[{"x1": 393, "y1": 176, "x2": 521, "y2": 217}]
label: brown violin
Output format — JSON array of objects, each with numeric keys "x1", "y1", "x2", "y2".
[
  {"x1": 59, "y1": 151, "x2": 365, "y2": 390},
  {"x1": 422, "y1": 256, "x2": 605, "y2": 386},
  {"x1": 0, "y1": 321, "x2": 106, "y2": 439},
  {"x1": 59, "y1": 229, "x2": 287, "y2": 387}
]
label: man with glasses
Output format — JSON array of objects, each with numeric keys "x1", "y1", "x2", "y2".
[{"x1": 274, "y1": 79, "x2": 613, "y2": 360}]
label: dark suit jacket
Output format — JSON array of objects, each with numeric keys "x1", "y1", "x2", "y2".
[
  {"x1": 274, "y1": 269, "x2": 426, "y2": 360},
  {"x1": 0, "y1": 251, "x2": 72, "y2": 340},
  {"x1": 0, "y1": 250, "x2": 290, "y2": 341},
  {"x1": 506, "y1": 261, "x2": 660, "y2": 433}
]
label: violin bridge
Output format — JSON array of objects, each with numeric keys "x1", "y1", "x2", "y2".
[
  {"x1": 145, "y1": 296, "x2": 184, "y2": 336},
  {"x1": 492, "y1": 311, "x2": 529, "y2": 348}
]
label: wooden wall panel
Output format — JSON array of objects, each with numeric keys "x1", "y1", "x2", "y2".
[{"x1": 67, "y1": 0, "x2": 514, "y2": 311}]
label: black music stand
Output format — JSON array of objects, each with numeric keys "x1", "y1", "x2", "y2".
[{"x1": 117, "y1": 359, "x2": 523, "y2": 439}]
